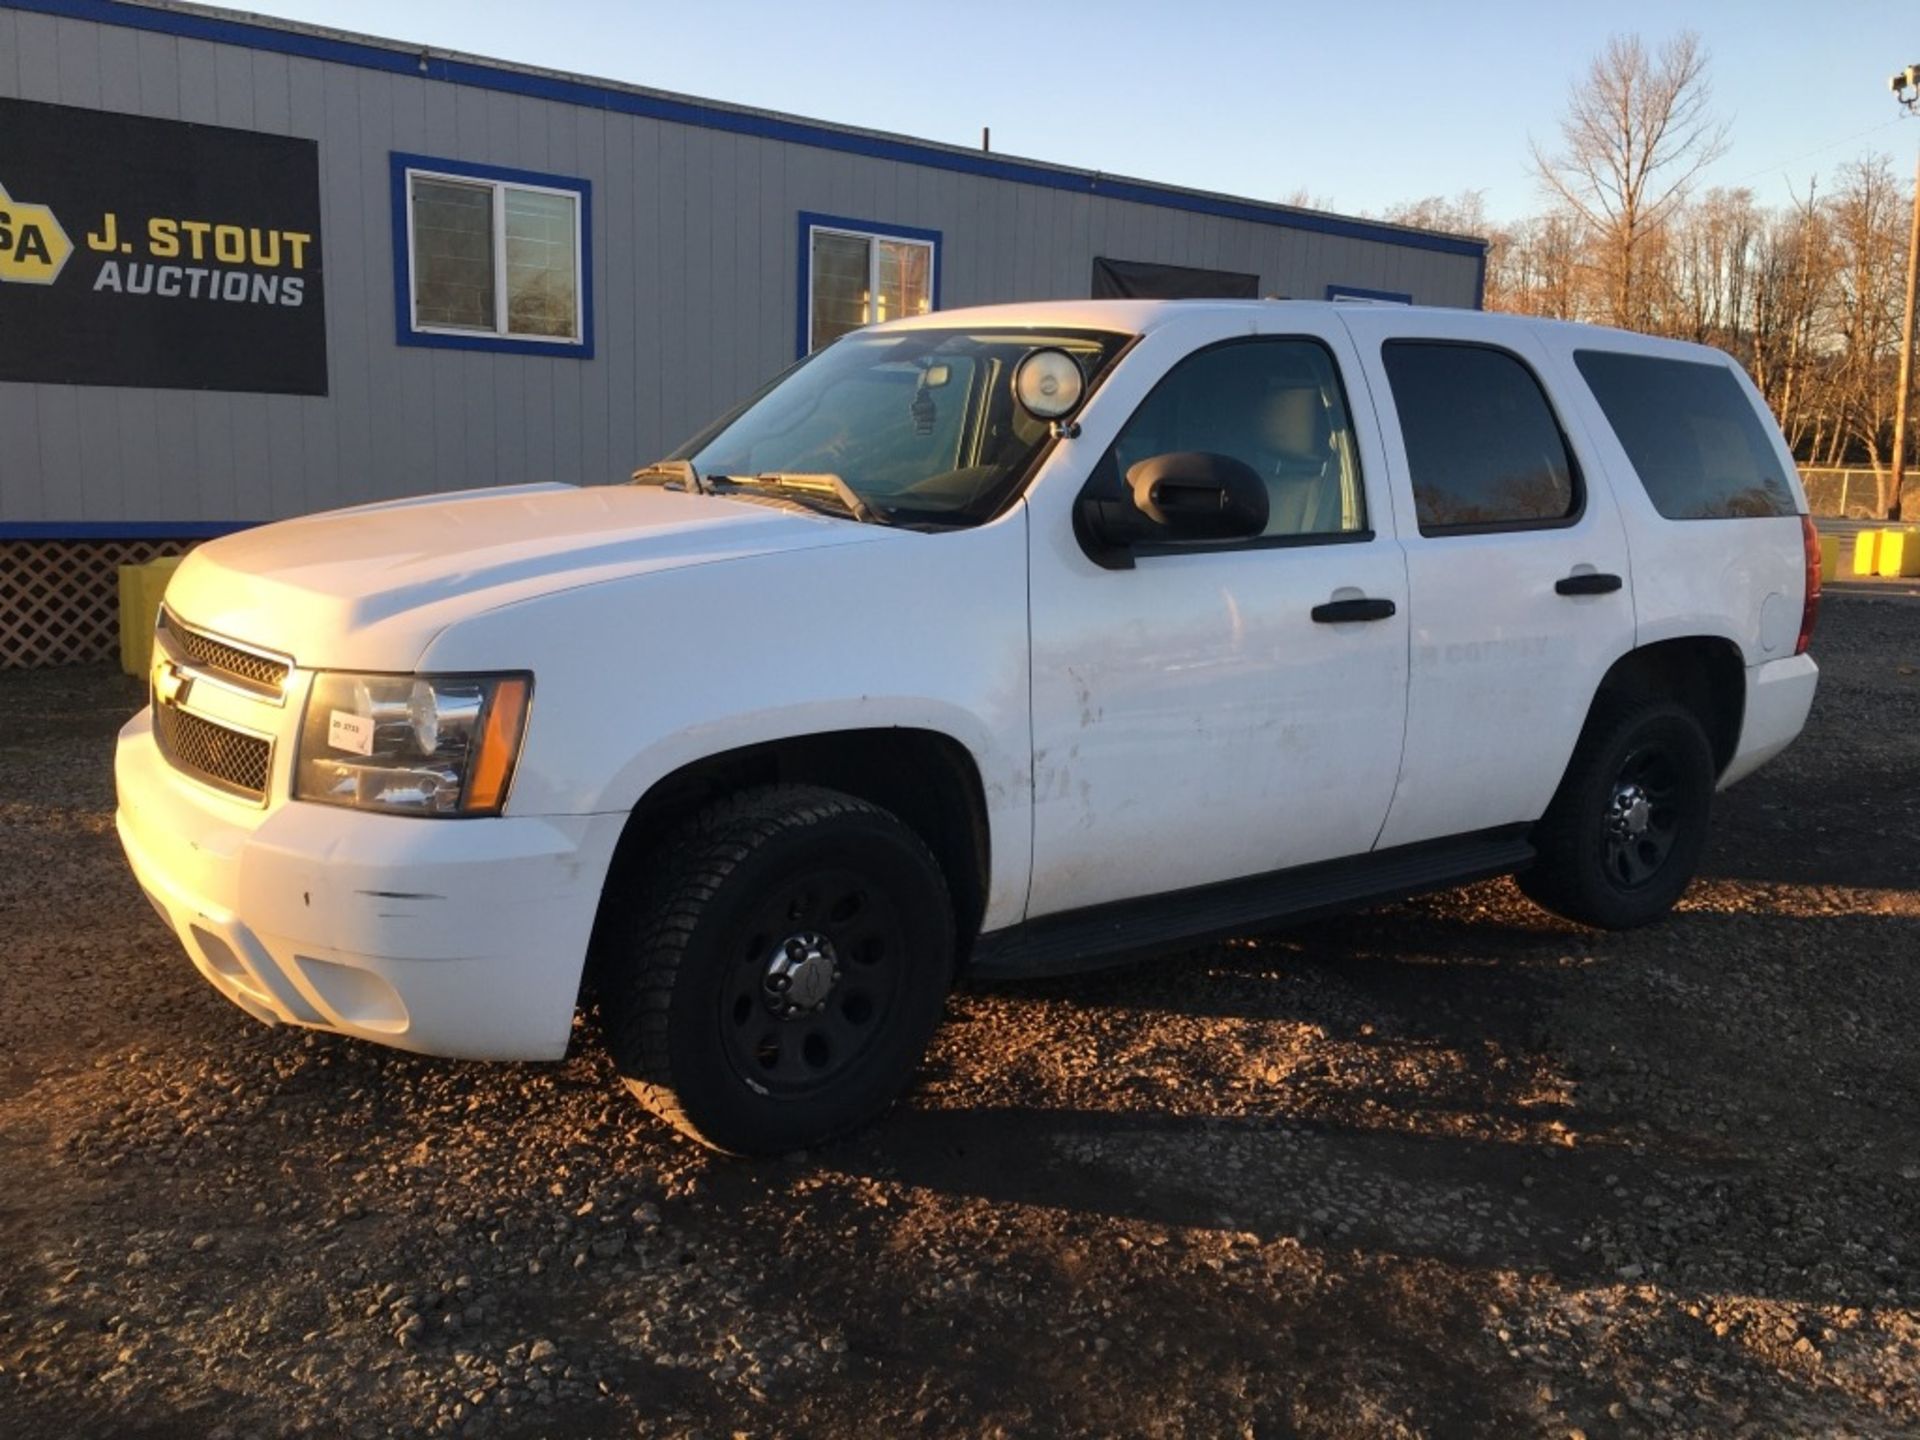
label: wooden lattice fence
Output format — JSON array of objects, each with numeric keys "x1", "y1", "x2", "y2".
[{"x1": 1, "y1": 539, "x2": 198, "y2": 669}]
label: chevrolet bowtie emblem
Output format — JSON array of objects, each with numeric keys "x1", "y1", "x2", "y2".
[{"x1": 154, "y1": 661, "x2": 190, "y2": 707}]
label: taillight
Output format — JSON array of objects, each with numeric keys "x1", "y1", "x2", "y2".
[{"x1": 1796, "y1": 514, "x2": 1821, "y2": 655}]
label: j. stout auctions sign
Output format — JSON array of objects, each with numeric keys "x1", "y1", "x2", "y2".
[{"x1": 0, "y1": 98, "x2": 326, "y2": 394}]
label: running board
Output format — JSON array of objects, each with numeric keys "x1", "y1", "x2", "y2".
[{"x1": 968, "y1": 826, "x2": 1535, "y2": 980}]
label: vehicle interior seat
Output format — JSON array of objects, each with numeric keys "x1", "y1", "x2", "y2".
[{"x1": 1257, "y1": 385, "x2": 1348, "y2": 536}]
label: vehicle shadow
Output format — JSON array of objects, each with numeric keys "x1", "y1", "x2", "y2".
[
  {"x1": 812, "y1": 894, "x2": 1920, "y2": 1314},
  {"x1": 1698, "y1": 765, "x2": 1920, "y2": 891}
]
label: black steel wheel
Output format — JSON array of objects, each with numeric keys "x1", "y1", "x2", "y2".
[
  {"x1": 718, "y1": 864, "x2": 910, "y2": 1098},
  {"x1": 600, "y1": 784, "x2": 953, "y2": 1154},
  {"x1": 1600, "y1": 744, "x2": 1684, "y2": 890},
  {"x1": 1519, "y1": 697, "x2": 1715, "y2": 930}
]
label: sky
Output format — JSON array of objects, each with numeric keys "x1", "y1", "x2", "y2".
[{"x1": 236, "y1": 0, "x2": 1917, "y2": 226}]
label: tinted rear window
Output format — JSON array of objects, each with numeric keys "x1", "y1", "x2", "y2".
[
  {"x1": 1382, "y1": 342, "x2": 1578, "y2": 532},
  {"x1": 1573, "y1": 350, "x2": 1796, "y2": 519}
]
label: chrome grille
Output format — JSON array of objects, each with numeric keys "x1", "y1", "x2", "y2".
[
  {"x1": 160, "y1": 611, "x2": 290, "y2": 696},
  {"x1": 155, "y1": 704, "x2": 272, "y2": 802}
]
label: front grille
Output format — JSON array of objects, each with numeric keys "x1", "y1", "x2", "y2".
[
  {"x1": 161, "y1": 611, "x2": 290, "y2": 696},
  {"x1": 155, "y1": 704, "x2": 272, "y2": 802}
]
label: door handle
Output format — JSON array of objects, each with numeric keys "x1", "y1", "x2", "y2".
[
  {"x1": 1311, "y1": 597, "x2": 1397, "y2": 623},
  {"x1": 1555, "y1": 571, "x2": 1623, "y2": 596}
]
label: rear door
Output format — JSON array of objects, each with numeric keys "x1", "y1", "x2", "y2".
[{"x1": 1337, "y1": 309, "x2": 1636, "y2": 849}]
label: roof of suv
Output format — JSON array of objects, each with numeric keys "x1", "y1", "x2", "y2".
[
  {"x1": 878, "y1": 298, "x2": 1374, "y2": 335},
  {"x1": 876, "y1": 299, "x2": 1737, "y2": 367}
]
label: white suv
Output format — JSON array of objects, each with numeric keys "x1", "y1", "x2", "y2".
[{"x1": 116, "y1": 300, "x2": 1822, "y2": 1153}]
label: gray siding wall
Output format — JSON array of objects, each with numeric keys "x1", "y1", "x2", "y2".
[{"x1": 0, "y1": 6, "x2": 1481, "y2": 528}]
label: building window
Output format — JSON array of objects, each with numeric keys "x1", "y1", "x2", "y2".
[
  {"x1": 390, "y1": 152, "x2": 592, "y2": 357},
  {"x1": 798, "y1": 211, "x2": 940, "y2": 355}
]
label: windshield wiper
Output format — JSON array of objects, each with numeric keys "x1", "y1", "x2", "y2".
[
  {"x1": 632, "y1": 462, "x2": 887, "y2": 525},
  {"x1": 707, "y1": 472, "x2": 887, "y2": 526},
  {"x1": 629, "y1": 459, "x2": 709, "y2": 494}
]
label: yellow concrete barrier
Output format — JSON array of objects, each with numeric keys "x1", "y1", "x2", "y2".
[
  {"x1": 118, "y1": 556, "x2": 184, "y2": 677},
  {"x1": 1853, "y1": 529, "x2": 1883, "y2": 578},
  {"x1": 1818, "y1": 533, "x2": 1842, "y2": 582},
  {"x1": 1880, "y1": 528, "x2": 1920, "y2": 579}
]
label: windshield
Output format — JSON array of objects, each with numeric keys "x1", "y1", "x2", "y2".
[{"x1": 670, "y1": 327, "x2": 1131, "y2": 527}]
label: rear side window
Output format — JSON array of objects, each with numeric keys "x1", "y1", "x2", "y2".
[
  {"x1": 1574, "y1": 350, "x2": 1796, "y2": 519},
  {"x1": 1382, "y1": 342, "x2": 1578, "y2": 533}
]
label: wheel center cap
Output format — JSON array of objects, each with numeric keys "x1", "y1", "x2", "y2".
[
  {"x1": 763, "y1": 932, "x2": 839, "y2": 1016},
  {"x1": 1608, "y1": 784, "x2": 1652, "y2": 839}
]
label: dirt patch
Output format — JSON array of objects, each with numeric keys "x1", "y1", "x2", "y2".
[{"x1": 2, "y1": 596, "x2": 1917, "y2": 1438}]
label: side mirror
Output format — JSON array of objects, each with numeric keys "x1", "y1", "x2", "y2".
[
  {"x1": 1075, "y1": 451, "x2": 1268, "y2": 568},
  {"x1": 1126, "y1": 452, "x2": 1268, "y2": 539}
]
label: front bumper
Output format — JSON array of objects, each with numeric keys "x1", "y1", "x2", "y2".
[{"x1": 116, "y1": 707, "x2": 624, "y2": 1060}]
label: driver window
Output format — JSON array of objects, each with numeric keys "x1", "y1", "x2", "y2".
[{"x1": 1107, "y1": 338, "x2": 1367, "y2": 540}]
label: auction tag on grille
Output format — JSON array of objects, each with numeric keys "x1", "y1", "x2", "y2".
[{"x1": 328, "y1": 710, "x2": 375, "y2": 756}]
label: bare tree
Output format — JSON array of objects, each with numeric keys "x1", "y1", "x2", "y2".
[
  {"x1": 1277, "y1": 186, "x2": 1338, "y2": 213},
  {"x1": 1824, "y1": 157, "x2": 1911, "y2": 512},
  {"x1": 1747, "y1": 188, "x2": 1836, "y2": 454},
  {"x1": 1378, "y1": 191, "x2": 1517, "y2": 308},
  {"x1": 1655, "y1": 186, "x2": 1760, "y2": 347},
  {"x1": 1532, "y1": 32, "x2": 1730, "y2": 329},
  {"x1": 1342, "y1": 26, "x2": 1914, "y2": 490},
  {"x1": 1492, "y1": 210, "x2": 1587, "y2": 320},
  {"x1": 1379, "y1": 189, "x2": 1492, "y2": 238}
]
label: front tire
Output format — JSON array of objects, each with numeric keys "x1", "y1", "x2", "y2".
[
  {"x1": 601, "y1": 784, "x2": 953, "y2": 1154},
  {"x1": 1519, "y1": 698, "x2": 1716, "y2": 930}
]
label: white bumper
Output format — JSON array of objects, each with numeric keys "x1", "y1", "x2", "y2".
[
  {"x1": 116, "y1": 707, "x2": 625, "y2": 1060},
  {"x1": 1719, "y1": 652, "x2": 1819, "y2": 790}
]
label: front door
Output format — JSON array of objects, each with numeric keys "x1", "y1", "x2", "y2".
[{"x1": 1025, "y1": 322, "x2": 1409, "y2": 919}]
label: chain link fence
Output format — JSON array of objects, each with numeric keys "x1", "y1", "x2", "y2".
[{"x1": 1799, "y1": 467, "x2": 1920, "y2": 520}]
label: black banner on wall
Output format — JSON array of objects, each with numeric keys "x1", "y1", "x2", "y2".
[
  {"x1": 0, "y1": 98, "x2": 326, "y2": 394},
  {"x1": 1091, "y1": 256, "x2": 1259, "y2": 301}
]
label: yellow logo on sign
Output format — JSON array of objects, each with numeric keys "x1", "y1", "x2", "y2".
[{"x1": 0, "y1": 182, "x2": 74, "y2": 285}]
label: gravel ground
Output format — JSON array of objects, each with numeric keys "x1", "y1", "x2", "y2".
[{"x1": 2, "y1": 594, "x2": 1917, "y2": 1439}]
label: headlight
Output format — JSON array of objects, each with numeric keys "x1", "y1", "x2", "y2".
[{"x1": 295, "y1": 672, "x2": 531, "y2": 817}]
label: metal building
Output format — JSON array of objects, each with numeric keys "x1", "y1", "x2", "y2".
[{"x1": 0, "y1": 0, "x2": 1486, "y2": 665}]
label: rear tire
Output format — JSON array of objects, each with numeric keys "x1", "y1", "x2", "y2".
[
  {"x1": 600, "y1": 784, "x2": 953, "y2": 1154},
  {"x1": 1519, "y1": 697, "x2": 1715, "y2": 930}
]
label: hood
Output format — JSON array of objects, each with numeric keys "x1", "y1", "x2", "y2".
[{"x1": 162, "y1": 482, "x2": 887, "y2": 669}]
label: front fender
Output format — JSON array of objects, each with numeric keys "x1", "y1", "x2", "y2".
[{"x1": 415, "y1": 512, "x2": 1035, "y2": 930}]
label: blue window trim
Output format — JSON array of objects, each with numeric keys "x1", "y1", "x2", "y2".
[
  {"x1": 11, "y1": 1, "x2": 1484, "y2": 265},
  {"x1": 389, "y1": 151, "x2": 594, "y2": 359},
  {"x1": 1326, "y1": 284, "x2": 1414, "y2": 305},
  {"x1": 0, "y1": 520, "x2": 260, "y2": 541},
  {"x1": 795, "y1": 212, "x2": 943, "y2": 359}
]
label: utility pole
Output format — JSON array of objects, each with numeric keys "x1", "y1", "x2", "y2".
[{"x1": 1890, "y1": 63, "x2": 1920, "y2": 522}]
